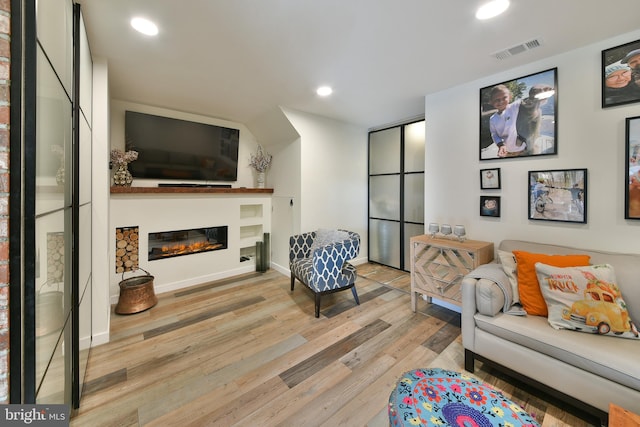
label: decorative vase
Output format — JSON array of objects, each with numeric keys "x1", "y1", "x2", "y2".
[
  {"x1": 113, "y1": 163, "x2": 133, "y2": 187},
  {"x1": 56, "y1": 165, "x2": 65, "y2": 186},
  {"x1": 256, "y1": 171, "x2": 266, "y2": 188}
]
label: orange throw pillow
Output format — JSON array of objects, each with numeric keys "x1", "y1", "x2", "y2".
[{"x1": 512, "y1": 251, "x2": 591, "y2": 316}]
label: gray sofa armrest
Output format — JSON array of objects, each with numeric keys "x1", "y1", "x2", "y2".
[
  {"x1": 461, "y1": 276, "x2": 507, "y2": 352},
  {"x1": 475, "y1": 279, "x2": 506, "y2": 316},
  {"x1": 461, "y1": 276, "x2": 479, "y2": 352}
]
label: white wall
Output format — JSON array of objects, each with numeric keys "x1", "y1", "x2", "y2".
[
  {"x1": 91, "y1": 58, "x2": 111, "y2": 345},
  {"x1": 425, "y1": 30, "x2": 640, "y2": 253},
  {"x1": 267, "y1": 132, "x2": 301, "y2": 272},
  {"x1": 281, "y1": 108, "x2": 369, "y2": 263}
]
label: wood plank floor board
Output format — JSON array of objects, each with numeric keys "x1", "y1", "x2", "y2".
[
  {"x1": 277, "y1": 354, "x2": 398, "y2": 427},
  {"x1": 81, "y1": 317, "x2": 280, "y2": 414},
  {"x1": 421, "y1": 321, "x2": 462, "y2": 354},
  {"x1": 135, "y1": 332, "x2": 306, "y2": 426},
  {"x1": 279, "y1": 318, "x2": 391, "y2": 388},
  {"x1": 71, "y1": 265, "x2": 596, "y2": 427},
  {"x1": 231, "y1": 323, "x2": 360, "y2": 392},
  {"x1": 143, "y1": 295, "x2": 266, "y2": 339},
  {"x1": 159, "y1": 375, "x2": 289, "y2": 427},
  {"x1": 321, "y1": 344, "x2": 438, "y2": 427},
  {"x1": 332, "y1": 286, "x2": 407, "y2": 328},
  {"x1": 339, "y1": 315, "x2": 418, "y2": 371},
  {"x1": 81, "y1": 368, "x2": 127, "y2": 396},
  {"x1": 236, "y1": 360, "x2": 354, "y2": 427},
  {"x1": 87, "y1": 315, "x2": 245, "y2": 383},
  {"x1": 172, "y1": 272, "x2": 265, "y2": 297},
  {"x1": 382, "y1": 313, "x2": 449, "y2": 361}
]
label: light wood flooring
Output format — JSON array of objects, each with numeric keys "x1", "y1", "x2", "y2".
[{"x1": 71, "y1": 264, "x2": 597, "y2": 426}]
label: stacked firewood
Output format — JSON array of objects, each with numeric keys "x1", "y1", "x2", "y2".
[
  {"x1": 115, "y1": 226, "x2": 139, "y2": 273},
  {"x1": 47, "y1": 232, "x2": 65, "y2": 283}
]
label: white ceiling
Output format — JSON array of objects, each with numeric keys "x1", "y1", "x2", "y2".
[{"x1": 76, "y1": 0, "x2": 640, "y2": 130}]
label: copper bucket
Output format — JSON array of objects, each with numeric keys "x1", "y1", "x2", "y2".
[{"x1": 115, "y1": 268, "x2": 158, "y2": 314}]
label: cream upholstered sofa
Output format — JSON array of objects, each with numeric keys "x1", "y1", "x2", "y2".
[{"x1": 462, "y1": 239, "x2": 640, "y2": 424}]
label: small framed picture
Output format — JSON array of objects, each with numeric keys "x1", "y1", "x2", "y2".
[
  {"x1": 480, "y1": 196, "x2": 501, "y2": 217},
  {"x1": 602, "y1": 39, "x2": 640, "y2": 108},
  {"x1": 626, "y1": 116, "x2": 640, "y2": 219},
  {"x1": 480, "y1": 68, "x2": 557, "y2": 160},
  {"x1": 480, "y1": 168, "x2": 501, "y2": 189},
  {"x1": 528, "y1": 169, "x2": 587, "y2": 223}
]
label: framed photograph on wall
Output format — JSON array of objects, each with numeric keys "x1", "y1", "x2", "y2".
[
  {"x1": 626, "y1": 116, "x2": 640, "y2": 219},
  {"x1": 480, "y1": 196, "x2": 500, "y2": 217},
  {"x1": 480, "y1": 68, "x2": 557, "y2": 160},
  {"x1": 602, "y1": 39, "x2": 640, "y2": 108},
  {"x1": 528, "y1": 169, "x2": 587, "y2": 223},
  {"x1": 480, "y1": 168, "x2": 501, "y2": 189}
]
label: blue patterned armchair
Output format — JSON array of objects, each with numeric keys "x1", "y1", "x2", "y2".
[{"x1": 289, "y1": 229, "x2": 361, "y2": 317}]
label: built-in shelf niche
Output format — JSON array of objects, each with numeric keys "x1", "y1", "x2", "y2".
[
  {"x1": 240, "y1": 246, "x2": 256, "y2": 263},
  {"x1": 240, "y1": 203, "x2": 263, "y2": 220},
  {"x1": 240, "y1": 203, "x2": 265, "y2": 265}
]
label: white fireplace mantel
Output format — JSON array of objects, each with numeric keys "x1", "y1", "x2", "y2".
[{"x1": 109, "y1": 187, "x2": 272, "y2": 303}]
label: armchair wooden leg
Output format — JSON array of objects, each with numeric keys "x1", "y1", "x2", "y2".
[
  {"x1": 314, "y1": 293, "x2": 321, "y2": 318},
  {"x1": 290, "y1": 272, "x2": 295, "y2": 291},
  {"x1": 351, "y1": 285, "x2": 360, "y2": 305}
]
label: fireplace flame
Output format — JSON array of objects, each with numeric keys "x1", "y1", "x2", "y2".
[
  {"x1": 148, "y1": 226, "x2": 228, "y2": 261},
  {"x1": 160, "y1": 240, "x2": 222, "y2": 256}
]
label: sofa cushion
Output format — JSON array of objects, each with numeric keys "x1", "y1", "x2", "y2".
[
  {"x1": 499, "y1": 240, "x2": 640, "y2": 323},
  {"x1": 473, "y1": 312, "x2": 640, "y2": 392},
  {"x1": 535, "y1": 263, "x2": 639, "y2": 339},
  {"x1": 513, "y1": 251, "x2": 591, "y2": 317}
]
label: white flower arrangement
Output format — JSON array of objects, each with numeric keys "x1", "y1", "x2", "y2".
[
  {"x1": 52, "y1": 145, "x2": 64, "y2": 158},
  {"x1": 110, "y1": 149, "x2": 138, "y2": 166},
  {"x1": 249, "y1": 145, "x2": 272, "y2": 172}
]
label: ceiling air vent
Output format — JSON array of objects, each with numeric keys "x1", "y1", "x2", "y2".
[{"x1": 493, "y1": 38, "x2": 542, "y2": 60}]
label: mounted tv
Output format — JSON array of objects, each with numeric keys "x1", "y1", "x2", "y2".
[{"x1": 125, "y1": 111, "x2": 240, "y2": 181}]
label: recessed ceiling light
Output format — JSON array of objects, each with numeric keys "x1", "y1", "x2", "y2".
[
  {"x1": 131, "y1": 17, "x2": 159, "y2": 36},
  {"x1": 316, "y1": 86, "x2": 333, "y2": 97},
  {"x1": 475, "y1": 0, "x2": 510, "y2": 20}
]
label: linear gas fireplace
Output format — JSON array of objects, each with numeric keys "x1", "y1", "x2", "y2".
[{"x1": 148, "y1": 226, "x2": 228, "y2": 261}]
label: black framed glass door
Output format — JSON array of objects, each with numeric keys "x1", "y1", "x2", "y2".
[{"x1": 368, "y1": 120, "x2": 425, "y2": 271}]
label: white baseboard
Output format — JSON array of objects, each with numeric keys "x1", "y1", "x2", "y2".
[{"x1": 90, "y1": 330, "x2": 110, "y2": 347}]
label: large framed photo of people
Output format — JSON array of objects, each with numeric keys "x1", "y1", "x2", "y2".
[
  {"x1": 626, "y1": 116, "x2": 640, "y2": 219},
  {"x1": 602, "y1": 39, "x2": 640, "y2": 108},
  {"x1": 480, "y1": 68, "x2": 557, "y2": 160}
]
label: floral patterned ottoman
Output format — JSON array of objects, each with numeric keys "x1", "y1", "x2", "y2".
[{"x1": 388, "y1": 368, "x2": 540, "y2": 426}]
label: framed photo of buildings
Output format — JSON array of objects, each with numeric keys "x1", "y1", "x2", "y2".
[
  {"x1": 480, "y1": 68, "x2": 557, "y2": 160},
  {"x1": 602, "y1": 39, "x2": 640, "y2": 108},
  {"x1": 528, "y1": 169, "x2": 587, "y2": 224},
  {"x1": 626, "y1": 116, "x2": 640, "y2": 219}
]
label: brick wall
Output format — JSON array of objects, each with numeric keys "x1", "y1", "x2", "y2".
[{"x1": 0, "y1": 0, "x2": 10, "y2": 404}]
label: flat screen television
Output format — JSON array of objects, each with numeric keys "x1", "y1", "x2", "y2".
[{"x1": 125, "y1": 111, "x2": 240, "y2": 181}]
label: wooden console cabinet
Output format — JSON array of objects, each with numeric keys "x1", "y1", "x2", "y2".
[{"x1": 410, "y1": 235, "x2": 494, "y2": 310}]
